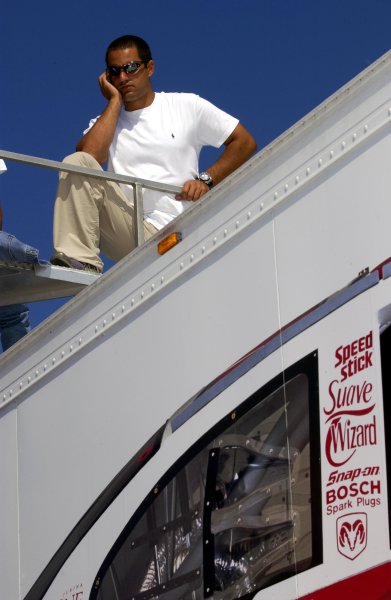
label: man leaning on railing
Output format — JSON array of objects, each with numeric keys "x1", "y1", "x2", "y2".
[{"x1": 51, "y1": 34, "x2": 257, "y2": 274}]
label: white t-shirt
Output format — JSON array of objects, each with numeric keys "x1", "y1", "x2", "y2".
[
  {"x1": 86, "y1": 93, "x2": 238, "y2": 229},
  {"x1": 0, "y1": 160, "x2": 6, "y2": 174}
]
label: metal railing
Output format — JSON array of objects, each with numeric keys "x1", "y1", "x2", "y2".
[{"x1": 0, "y1": 149, "x2": 182, "y2": 246}]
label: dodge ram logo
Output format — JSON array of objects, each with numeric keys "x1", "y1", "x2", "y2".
[{"x1": 337, "y1": 512, "x2": 367, "y2": 560}]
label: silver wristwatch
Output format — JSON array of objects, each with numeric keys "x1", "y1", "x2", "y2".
[{"x1": 196, "y1": 171, "x2": 214, "y2": 189}]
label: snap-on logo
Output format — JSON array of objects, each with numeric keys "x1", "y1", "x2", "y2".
[{"x1": 337, "y1": 512, "x2": 367, "y2": 560}]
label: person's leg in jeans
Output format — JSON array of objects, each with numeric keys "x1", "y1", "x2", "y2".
[{"x1": 0, "y1": 304, "x2": 30, "y2": 351}]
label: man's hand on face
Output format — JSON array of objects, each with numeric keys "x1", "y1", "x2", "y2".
[
  {"x1": 98, "y1": 71, "x2": 122, "y2": 102},
  {"x1": 175, "y1": 179, "x2": 210, "y2": 201}
]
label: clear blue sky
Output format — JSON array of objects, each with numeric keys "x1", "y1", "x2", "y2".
[{"x1": 1, "y1": 0, "x2": 391, "y2": 328}]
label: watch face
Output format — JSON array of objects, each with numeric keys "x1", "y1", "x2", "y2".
[{"x1": 199, "y1": 172, "x2": 213, "y2": 186}]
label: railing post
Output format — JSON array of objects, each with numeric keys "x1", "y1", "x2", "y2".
[{"x1": 133, "y1": 183, "x2": 145, "y2": 247}]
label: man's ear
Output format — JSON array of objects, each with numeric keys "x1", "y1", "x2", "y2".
[{"x1": 147, "y1": 59, "x2": 155, "y2": 77}]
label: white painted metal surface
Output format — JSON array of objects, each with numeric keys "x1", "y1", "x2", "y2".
[
  {"x1": 1, "y1": 50, "x2": 391, "y2": 600},
  {"x1": 0, "y1": 262, "x2": 100, "y2": 305}
]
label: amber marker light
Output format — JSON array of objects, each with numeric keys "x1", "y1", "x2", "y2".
[{"x1": 157, "y1": 232, "x2": 182, "y2": 255}]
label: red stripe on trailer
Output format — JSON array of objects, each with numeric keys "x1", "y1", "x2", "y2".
[{"x1": 300, "y1": 562, "x2": 391, "y2": 599}]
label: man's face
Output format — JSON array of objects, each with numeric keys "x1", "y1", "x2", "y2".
[{"x1": 106, "y1": 47, "x2": 154, "y2": 109}]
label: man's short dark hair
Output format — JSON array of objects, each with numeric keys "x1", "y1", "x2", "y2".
[{"x1": 105, "y1": 35, "x2": 153, "y2": 65}]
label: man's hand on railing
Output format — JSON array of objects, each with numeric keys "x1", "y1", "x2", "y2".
[{"x1": 175, "y1": 179, "x2": 210, "y2": 202}]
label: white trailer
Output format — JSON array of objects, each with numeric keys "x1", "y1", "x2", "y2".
[{"x1": 2, "y1": 50, "x2": 391, "y2": 600}]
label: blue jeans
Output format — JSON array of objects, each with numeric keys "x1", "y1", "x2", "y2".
[
  {"x1": 0, "y1": 304, "x2": 30, "y2": 351},
  {"x1": 0, "y1": 231, "x2": 43, "y2": 351},
  {"x1": 0, "y1": 230, "x2": 42, "y2": 263}
]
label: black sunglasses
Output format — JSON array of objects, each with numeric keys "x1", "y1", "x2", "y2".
[{"x1": 107, "y1": 61, "x2": 147, "y2": 77}]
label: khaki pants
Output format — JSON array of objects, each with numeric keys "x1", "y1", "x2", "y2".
[{"x1": 53, "y1": 152, "x2": 157, "y2": 271}]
